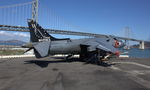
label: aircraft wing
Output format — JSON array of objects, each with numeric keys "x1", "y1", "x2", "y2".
[{"x1": 81, "y1": 38, "x2": 118, "y2": 53}]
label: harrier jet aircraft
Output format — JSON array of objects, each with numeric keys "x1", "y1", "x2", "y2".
[{"x1": 23, "y1": 19, "x2": 125, "y2": 63}]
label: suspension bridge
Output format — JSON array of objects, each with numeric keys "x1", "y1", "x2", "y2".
[{"x1": 0, "y1": 0, "x2": 147, "y2": 49}]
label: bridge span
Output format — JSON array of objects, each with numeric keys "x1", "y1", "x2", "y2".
[{"x1": 0, "y1": 24, "x2": 147, "y2": 49}]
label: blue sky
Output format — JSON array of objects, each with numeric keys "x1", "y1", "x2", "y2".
[{"x1": 0, "y1": 0, "x2": 150, "y2": 42}]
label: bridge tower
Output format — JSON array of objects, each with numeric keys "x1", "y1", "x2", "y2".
[
  {"x1": 139, "y1": 41, "x2": 145, "y2": 49},
  {"x1": 124, "y1": 27, "x2": 130, "y2": 49},
  {"x1": 32, "y1": 0, "x2": 39, "y2": 22}
]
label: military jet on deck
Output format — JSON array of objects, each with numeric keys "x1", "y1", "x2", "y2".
[{"x1": 23, "y1": 19, "x2": 125, "y2": 63}]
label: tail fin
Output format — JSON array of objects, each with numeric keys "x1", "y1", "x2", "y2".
[
  {"x1": 27, "y1": 19, "x2": 70, "y2": 42},
  {"x1": 27, "y1": 19, "x2": 50, "y2": 42},
  {"x1": 27, "y1": 19, "x2": 51, "y2": 58}
]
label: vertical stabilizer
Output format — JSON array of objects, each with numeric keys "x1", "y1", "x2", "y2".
[
  {"x1": 27, "y1": 19, "x2": 70, "y2": 42},
  {"x1": 27, "y1": 19, "x2": 50, "y2": 42}
]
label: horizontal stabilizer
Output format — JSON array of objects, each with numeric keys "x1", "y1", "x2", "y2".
[{"x1": 33, "y1": 41, "x2": 51, "y2": 58}]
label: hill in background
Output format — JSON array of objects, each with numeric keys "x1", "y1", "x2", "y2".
[{"x1": 0, "y1": 40, "x2": 26, "y2": 46}]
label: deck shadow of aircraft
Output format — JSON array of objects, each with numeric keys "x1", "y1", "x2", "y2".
[
  {"x1": 24, "y1": 58, "x2": 80, "y2": 68},
  {"x1": 24, "y1": 58, "x2": 114, "y2": 68}
]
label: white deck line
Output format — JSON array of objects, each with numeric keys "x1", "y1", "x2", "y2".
[
  {"x1": 119, "y1": 55, "x2": 129, "y2": 58},
  {"x1": 0, "y1": 55, "x2": 35, "y2": 59}
]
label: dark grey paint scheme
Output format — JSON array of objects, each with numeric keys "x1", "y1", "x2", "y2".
[{"x1": 25, "y1": 19, "x2": 122, "y2": 62}]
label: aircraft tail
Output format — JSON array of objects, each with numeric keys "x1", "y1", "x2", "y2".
[
  {"x1": 27, "y1": 19, "x2": 70, "y2": 42},
  {"x1": 27, "y1": 19, "x2": 51, "y2": 42},
  {"x1": 27, "y1": 19, "x2": 51, "y2": 58}
]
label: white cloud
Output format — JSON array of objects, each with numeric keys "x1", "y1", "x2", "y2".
[
  {"x1": 13, "y1": 32, "x2": 29, "y2": 37},
  {"x1": 0, "y1": 31, "x2": 10, "y2": 36},
  {"x1": 0, "y1": 31, "x2": 30, "y2": 41}
]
